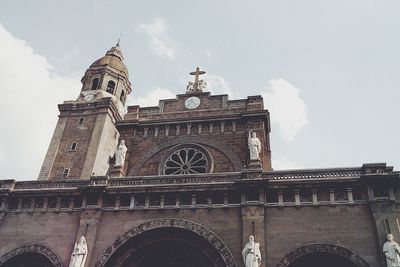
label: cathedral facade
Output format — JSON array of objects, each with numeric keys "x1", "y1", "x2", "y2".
[{"x1": 0, "y1": 44, "x2": 399, "y2": 267}]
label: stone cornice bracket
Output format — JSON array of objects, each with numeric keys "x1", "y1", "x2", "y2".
[
  {"x1": 83, "y1": 176, "x2": 109, "y2": 192},
  {"x1": 239, "y1": 169, "x2": 265, "y2": 181},
  {"x1": 360, "y1": 163, "x2": 398, "y2": 181},
  {"x1": 58, "y1": 97, "x2": 123, "y2": 121},
  {"x1": 0, "y1": 179, "x2": 16, "y2": 196}
]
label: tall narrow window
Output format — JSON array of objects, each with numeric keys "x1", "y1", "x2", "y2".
[
  {"x1": 384, "y1": 219, "x2": 391, "y2": 234},
  {"x1": 62, "y1": 168, "x2": 70, "y2": 178},
  {"x1": 106, "y1": 81, "x2": 116, "y2": 94},
  {"x1": 78, "y1": 118, "x2": 84, "y2": 126},
  {"x1": 91, "y1": 78, "x2": 99, "y2": 90},
  {"x1": 120, "y1": 90, "x2": 125, "y2": 104},
  {"x1": 70, "y1": 142, "x2": 77, "y2": 151}
]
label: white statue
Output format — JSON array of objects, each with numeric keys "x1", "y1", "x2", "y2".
[
  {"x1": 248, "y1": 131, "x2": 261, "y2": 161},
  {"x1": 186, "y1": 81, "x2": 194, "y2": 92},
  {"x1": 115, "y1": 140, "x2": 127, "y2": 167},
  {"x1": 197, "y1": 79, "x2": 207, "y2": 91},
  {"x1": 69, "y1": 236, "x2": 88, "y2": 267},
  {"x1": 384, "y1": 234, "x2": 400, "y2": 267},
  {"x1": 242, "y1": 235, "x2": 261, "y2": 267}
]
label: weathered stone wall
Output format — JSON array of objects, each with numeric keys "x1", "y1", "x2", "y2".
[
  {"x1": 0, "y1": 203, "x2": 389, "y2": 267},
  {"x1": 265, "y1": 205, "x2": 381, "y2": 267},
  {"x1": 0, "y1": 211, "x2": 81, "y2": 266}
]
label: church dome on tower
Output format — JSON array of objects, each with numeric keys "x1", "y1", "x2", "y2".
[
  {"x1": 89, "y1": 43, "x2": 129, "y2": 77},
  {"x1": 78, "y1": 41, "x2": 132, "y2": 116}
]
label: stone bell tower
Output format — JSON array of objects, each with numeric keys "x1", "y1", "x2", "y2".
[{"x1": 38, "y1": 42, "x2": 132, "y2": 180}]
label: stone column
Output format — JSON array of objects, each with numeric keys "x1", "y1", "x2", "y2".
[
  {"x1": 241, "y1": 205, "x2": 266, "y2": 267},
  {"x1": 73, "y1": 208, "x2": 103, "y2": 267}
]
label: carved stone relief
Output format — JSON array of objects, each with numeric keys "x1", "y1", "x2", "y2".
[
  {"x1": 95, "y1": 218, "x2": 237, "y2": 267},
  {"x1": 277, "y1": 243, "x2": 369, "y2": 267},
  {"x1": 0, "y1": 244, "x2": 63, "y2": 267},
  {"x1": 129, "y1": 136, "x2": 243, "y2": 175}
]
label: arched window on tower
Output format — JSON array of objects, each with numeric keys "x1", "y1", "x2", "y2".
[
  {"x1": 120, "y1": 90, "x2": 126, "y2": 104},
  {"x1": 106, "y1": 81, "x2": 116, "y2": 95},
  {"x1": 91, "y1": 78, "x2": 99, "y2": 90}
]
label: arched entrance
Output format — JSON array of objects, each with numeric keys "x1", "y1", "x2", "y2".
[
  {"x1": 95, "y1": 218, "x2": 237, "y2": 267},
  {"x1": 277, "y1": 244, "x2": 369, "y2": 267},
  {"x1": 0, "y1": 245, "x2": 63, "y2": 267}
]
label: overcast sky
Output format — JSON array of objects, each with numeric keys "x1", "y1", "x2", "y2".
[{"x1": 0, "y1": 1, "x2": 399, "y2": 181}]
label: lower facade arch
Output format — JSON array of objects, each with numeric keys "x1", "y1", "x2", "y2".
[
  {"x1": 277, "y1": 243, "x2": 370, "y2": 267},
  {"x1": 0, "y1": 244, "x2": 63, "y2": 267},
  {"x1": 95, "y1": 218, "x2": 237, "y2": 267}
]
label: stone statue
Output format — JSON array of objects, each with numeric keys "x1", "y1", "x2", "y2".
[
  {"x1": 186, "y1": 81, "x2": 194, "y2": 92},
  {"x1": 248, "y1": 131, "x2": 261, "y2": 161},
  {"x1": 197, "y1": 79, "x2": 207, "y2": 91},
  {"x1": 384, "y1": 234, "x2": 400, "y2": 267},
  {"x1": 242, "y1": 235, "x2": 261, "y2": 267},
  {"x1": 115, "y1": 140, "x2": 127, "y2": 167},
  {"x1": 69, "y1": 236, "x2": 88, "y2": 267}
]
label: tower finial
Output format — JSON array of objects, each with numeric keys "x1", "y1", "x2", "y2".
[{"x1": 116, "y1": 33, "x2": 122, "y2": 47}]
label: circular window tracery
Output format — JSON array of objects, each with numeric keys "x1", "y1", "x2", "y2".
[{"x1": 161, "y1": 145, "x2": 213, "y2": 175}]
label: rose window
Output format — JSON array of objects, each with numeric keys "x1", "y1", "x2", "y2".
[{"x1": 163, "y1": 147, "x2": 210, "y2": 175}]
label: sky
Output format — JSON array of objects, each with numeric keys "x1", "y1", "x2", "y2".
[{"x1": 0, "y1": 1, "x2": 399, "y2": 181}]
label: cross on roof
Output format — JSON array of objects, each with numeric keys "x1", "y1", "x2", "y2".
[{"x1": 189, "y1": 67, "x2": 206, "y2": 84}]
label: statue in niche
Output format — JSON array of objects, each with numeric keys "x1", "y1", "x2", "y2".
[
  {"x1": 242, "y1": 235, "x2": 261, "y2": 267},
  {"x1": 248, "y1": 131, "x2": 261, "y2": 161},
  {"x1": 69, "y1": 236, "x2": 88, "y2": 267},
  {"x1": 115, "y1": 140, "x2": 127, "y2": 167},
  {"x1": 383, "y1": 234, "x2": 400, "y2": 267}
]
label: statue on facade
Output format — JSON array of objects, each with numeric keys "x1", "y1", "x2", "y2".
[
  {"x1": 186, "y1": 81, "x2": 194, "y2": 92},
  {"x1": 242, "y1": 235, "x2": 261, "y2": 267},
  {"x1": 384, "y1": 234, "x2": 400, "y2": 267},
  {"x1": 69, "y1": 236, "x2": 88, "y2": 267},
  {"x1": 197, "y1": 79, "x2": 207, "y2": 91},
  {"x1": 115, "y1": 140, "x2": 127, "y2": 167},
  {"x1": 248, "y1": 131, "x2": 261, "y2": 161}
]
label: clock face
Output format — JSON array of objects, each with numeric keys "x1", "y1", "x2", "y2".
[
  {"x1": 185, "y1": 96, "x2": 201, "y2": 109},
  {"x1": 84, "y1": 94, "x2": 94, "y2": 101}
]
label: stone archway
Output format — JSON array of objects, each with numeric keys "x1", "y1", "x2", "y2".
[
  {"x1": 277, "y1": 243, "x2": 369, "y2": 267},
  {"x1": 0, "y1": 244, "x2": 63, "y2": 267},
  {"x1": 128, "y1": 136, "x2": 243, "y2": 175},
  {"x1": 95, "y1": 218, "x2": 237, "y2": 267}
]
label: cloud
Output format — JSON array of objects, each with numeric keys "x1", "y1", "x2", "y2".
[
  {"x1": 0, "y1": 24, "x2": 80, "y2": 180},
  {"x1": 261, "y1": 79, "x2": 308, "y2": 142},
  {"x1": 61, "y1": 44, "x2": 80, "y2": 64},
  {"x1": 128, "y1": 87, "x2": 176, "y2": 107},
  {"x1": 272, "y1": 157, "x2": 304, "y2": 170},
  {"x1": 138, "y1": 18, "x2": 177, "y2": 60},
  {"x1": 206, "y1": 74, "x2": 241, "y2": 99}
]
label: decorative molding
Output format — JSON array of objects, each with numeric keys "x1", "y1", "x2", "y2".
[
  {"x1": 266, "y1": 168, "x2": 363, "y2": 181},
  {"x1": 0, "y1": 244, "x2": 63, "y2": 267},
  {"x1": 276, "y1": 243, "x2": 369, "y2": 267},
  {"x1": 2, "y1": 166, "x2": 396, "y2": 192},
  {"x1": 159, "y1": 144, "x2": 214, "y2": 175},
  {"x1": 94, "y1": 218, "x2": 237, "y2": 267},
  {"x1": 129, "y1": 136, "x2": 243, "y2": 175}
]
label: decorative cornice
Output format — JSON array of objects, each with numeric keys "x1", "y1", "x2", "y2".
[
  {"x1": 1, "y1": 164, "x2": 397, "y2": 194},
  {"x1": 118, "y1": 110, "x2": 268, "y2": 127},
  {"x1": 58, "y1": 97, "x2": 123, "y2": 121}
]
